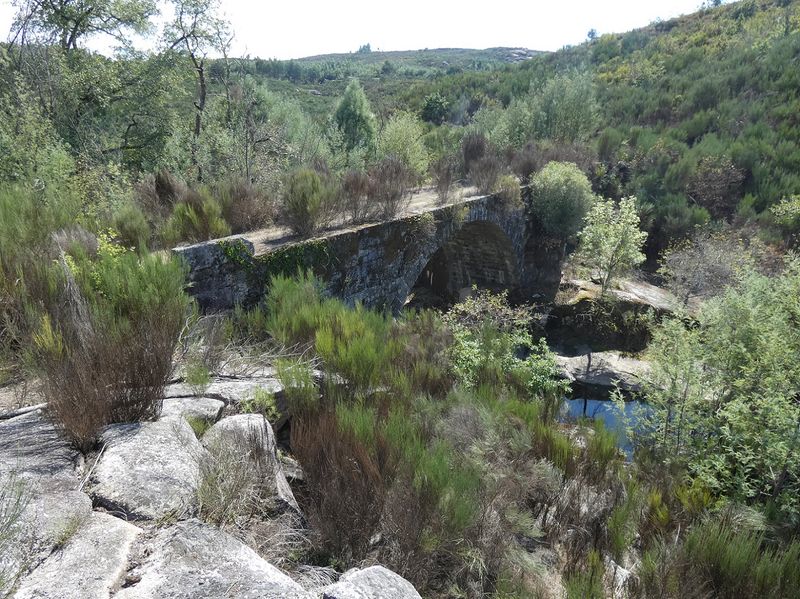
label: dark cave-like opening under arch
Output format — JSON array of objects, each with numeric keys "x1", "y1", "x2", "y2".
[{"x1": 408, "y1": 220, "x2": 521, "y2": 309}]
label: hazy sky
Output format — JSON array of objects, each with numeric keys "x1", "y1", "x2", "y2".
[{"x1": 0, "y1": 0, "x2": 708, "y2": 59}]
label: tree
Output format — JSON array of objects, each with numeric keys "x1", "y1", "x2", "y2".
[
  {"x1": 377, "y1": 111, "x2": 429, "y2": 181},
  {"x1": 163, "y1": 0, "x2": 231, "y2": 182},
  {"x1": 10, "y1": 0, "x2": 157, "y2": 51},
  {"x1": 576, "y1": 196, "x2": 647, "y2": 296},
  {"x1": 638, "y1": 259, "x2": 800, "y2": 518},
  {"x1": 421, "y1": 92, "x2": 449, "y2": 125},
  {"x1": 529, "y1": 161, "x2": 594, "y2": 239},
  {"x1": 333, "y1": 79, "x2": 376, "y2": 155}
]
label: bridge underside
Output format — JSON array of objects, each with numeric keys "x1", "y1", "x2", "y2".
[{"x1": 409, "y1": 220, "x2": 521, "y2": 308}]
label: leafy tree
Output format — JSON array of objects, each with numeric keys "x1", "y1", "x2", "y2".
[
  {"x1": 333, "y1": 79, "x2": 376, "y2": 155},
  {"x1": 421, "y1": 92, "x2": 449, "y2": 125},
  {"x1": 576, "y1": 196, "x2": 647, "y2": 296},
  {"x1": 377, "y1": 111, "x2": 429, "y2": 180},
  {"x1": 528, "y1": 161, "x2": 594, "y2": 239},
  {"x1": 10, "y1": 0, "x2": 157, "y2": 51},
  {"x1": 163, "y1": 0, "x2": 231, "y2": 182},
  {"x1": 639, "y1": 259, "x2": 800, "y2": 520}
]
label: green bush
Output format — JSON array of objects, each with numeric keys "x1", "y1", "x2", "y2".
[
  {"x1": 280, "y1": 168, "x2": 334, "y2": 237},
  {"x1": 529, "y1": 161, "x2": 595, "y2": 238},
  {"x1": 377, "y1": 112, "x2": 430, "y2": 181},
  {"x1": 497, "y1": 174, "x2": 522, "y2": 209},
  {"x1": 161, "y1": 190, "x2": 230, "y2": 246},
  {"x1": 113, "y1": 203, "x2": 150, "y2": 252},
  {"x1": 34, "y1": 238, "x2": 190, "y2": 450}
]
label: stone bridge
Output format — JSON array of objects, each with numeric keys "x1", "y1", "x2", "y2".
[{"x1": 175, "y1": 188, "x2": 563, "y2": 313}]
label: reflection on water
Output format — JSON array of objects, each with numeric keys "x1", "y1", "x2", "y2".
[{"x1": 562, "y1": 398, "x2": 651, "y2": 458}]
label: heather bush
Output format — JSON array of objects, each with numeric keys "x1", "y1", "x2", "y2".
[
  {"x1": 367, "y1": 157, "x2": 414, "y2": 219},
  {"x1": 280, "y1": 168, "x2": 335, "y2": 237},
  {"x1": 496, "y1": 174, "x2": 522, "y2": 209},
  {"x1": 339, "y1": 169, "x2": 374, "y2": 224},
  {"x1": 431, "y1": 154, "x2": 459, "y2": 206},
  {"x1": 113, "y1": 202, "x2": 151, "y2": 252},
  {"x1": 217, "y1": 179, "x2": 275, "y2": 234},
  {"x1": 470, "y1": 153, "x2": 504, "y2": 195},
  {"x1": 461, "y1": 131, "x2": 488, "y2": 176},
  {"x1": 33, "y1": 238, "x2": 190, "y2": 450},
  {"x1": 161, "y1": 188, "x2": 231, "y2": 246}
]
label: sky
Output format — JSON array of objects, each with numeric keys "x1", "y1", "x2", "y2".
[{"x1": 0, "y1": 0, "x2": 709, "y2": 59}]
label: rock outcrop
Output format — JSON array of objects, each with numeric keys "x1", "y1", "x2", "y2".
[
  {"x1": 320, "y1": 566, "x2": 422, "y2": 599},
  {"x1": 202, "y1": 414, "x2": 298, "y2": 513},
  {"x1": 116, "y1": 520, "x2": 312, "y2": 599},
  {"x1": 14, "y1": 512, "x2": 141, "y2": 599},
  {"x1": 556, "y1": 351, "x2": 651, "y2": 395},
  {"x1": 91, "y1": 416, "x2": 205, "y2": 520},
  {"x1": 160, "y1": 397, "x2": 225, "y2": 424}
]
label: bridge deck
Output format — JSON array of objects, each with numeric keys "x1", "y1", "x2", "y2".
[{"x1": 239, "y1": 184, "x2": 480, "y2": 257}]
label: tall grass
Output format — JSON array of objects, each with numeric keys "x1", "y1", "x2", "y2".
[{"x1": 681, "y1": 519, "x2": 800, "y2": 599}]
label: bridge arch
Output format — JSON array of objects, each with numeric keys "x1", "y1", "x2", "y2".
[{"x1": 403, "y1": 218, "x2": 523, "y2": 309}]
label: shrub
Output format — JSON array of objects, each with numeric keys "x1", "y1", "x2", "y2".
[
  {"x1": 367, "y1": 157, "x2": 414, "y2": 219},
  {"x1": 0, "y1": 474, "x2": 28, "y2": 593},
  {"x1": 339, "y1": 169, "x2": 374, "y2": 224},
  {"x1": 197, "y1": 421, "x2": 278, "y2": 525},
  {"x1": 576, "y1": 196, "x2": 647, "y2": 296},
  {"x1": 0, "y1": 186, "x2": 79, "y2": 363},
  {"x1": 529, "y1": 161, "x2": 595, "y2": 238},
  {"x1": 680, "y1": 519, "x2": 800, "y2": 598},
  {"x1": 471, "y1": 154, "x2": 504, "y2": 195},
  {"x1": 497, "y1": 175, "x2": 522, "y2": 210},
  {"x1": 161, "y1": 189, "x2": 231, "y2": 246},
  {"x1": 510, "y1": 144, "x2": 541, "y2": 183},
  {"x1": 461, "y1": 131, "x2": 488, "y2": 175},
  {"x1": 113, "y1": 203, "x2": 150, "y2": 252},
  {"x1": 431, "y1": 154, "x2": 459, "y2": 205},
  {"x1": 377, "y1": 112, "x2": 430, "y2": 181},
  {"x1": 217, "y1": 179, "x2": 275, "y2": 234},
  {"x1": 280, "y1": 168, "x2": 333, "y2": 238},
  {"x1": 33, "y1": 242, "x2": 190, "y2": 450}
]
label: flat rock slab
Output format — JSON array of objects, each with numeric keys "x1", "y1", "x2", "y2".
[
  {"x1": 0, "y1": 408, "x2": 97, "y2": 583},
  {"x1": 321, "y1": 566, "x2": 422, "y2": 599},
  {"x1": 202, "y1": 414, "x2": 299, "y2": 513},
  {"x1": 556, "y1": 352, "x2": 651, "y2": 393},
  {"x1": 163, "y1": 377, "x2": 284, "y2": 403},
  {"x1": 116, "y1": 519, "x2": 312, "y2": 599},
  {"x1": 92, "y1": 417, "x2": 205, "y2": 521},
  {"x1": 0, "y1": 410, "x2": 80, "y2": 488},
  {"x1": 15, "y1": 511, "x2": 141, "y2": 599},
  {"x1": 160, "y1": 397, "x2": 224, "y2": 424},
  {"x1": 1, "y1": 487, "x2": 93, "y2": 588}
]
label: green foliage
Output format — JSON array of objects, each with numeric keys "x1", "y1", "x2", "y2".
[
  {"x1": 640, "y1": 258, "x2": 800, "y2": 521},
  {"x1": 161, "y1": 193, "x2": 231, "y2": 246},
  {"x1": 334, "y1": 79, "x2": 377, "y2": 154},
  {"x1": 32, "y1": 237, "x2": 190, "y2": 450},
  {"x1": 184, "y1": 359, "x2": 211, "y2": 395},
  {"x1": 529, "y1": 161, "x2": 595, "y2": 239},
  {"x1": 496, "y1": 174, "x2": 522, "y2": 209},
  {"x1": 576, "y1": 196, "x2": 647, "y2": 295},
  {"x1": 280, "y1": 168, "x2": 334, "y2": 238},
  {"x1": 113, "y1": 203, "x2": 151, "y2": 252},
  {"x1": 377, "y1": 111, "x2": 429, "y2": 180},
  {"x1": 241, "y1": 388, "x2": 281, "y2": 422},
  {"x1": 275, "y1": 358, "x2": 319, "y2": 415},
  {"x1": 420, "y1": 92, "x2": 449, "y2": 125},
  {"x1": 564, "y1": 550, "x2": 605, "y2": 599},
  {"x1": 681, "y1": 519, "x2": 800, "y2": 599}
]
